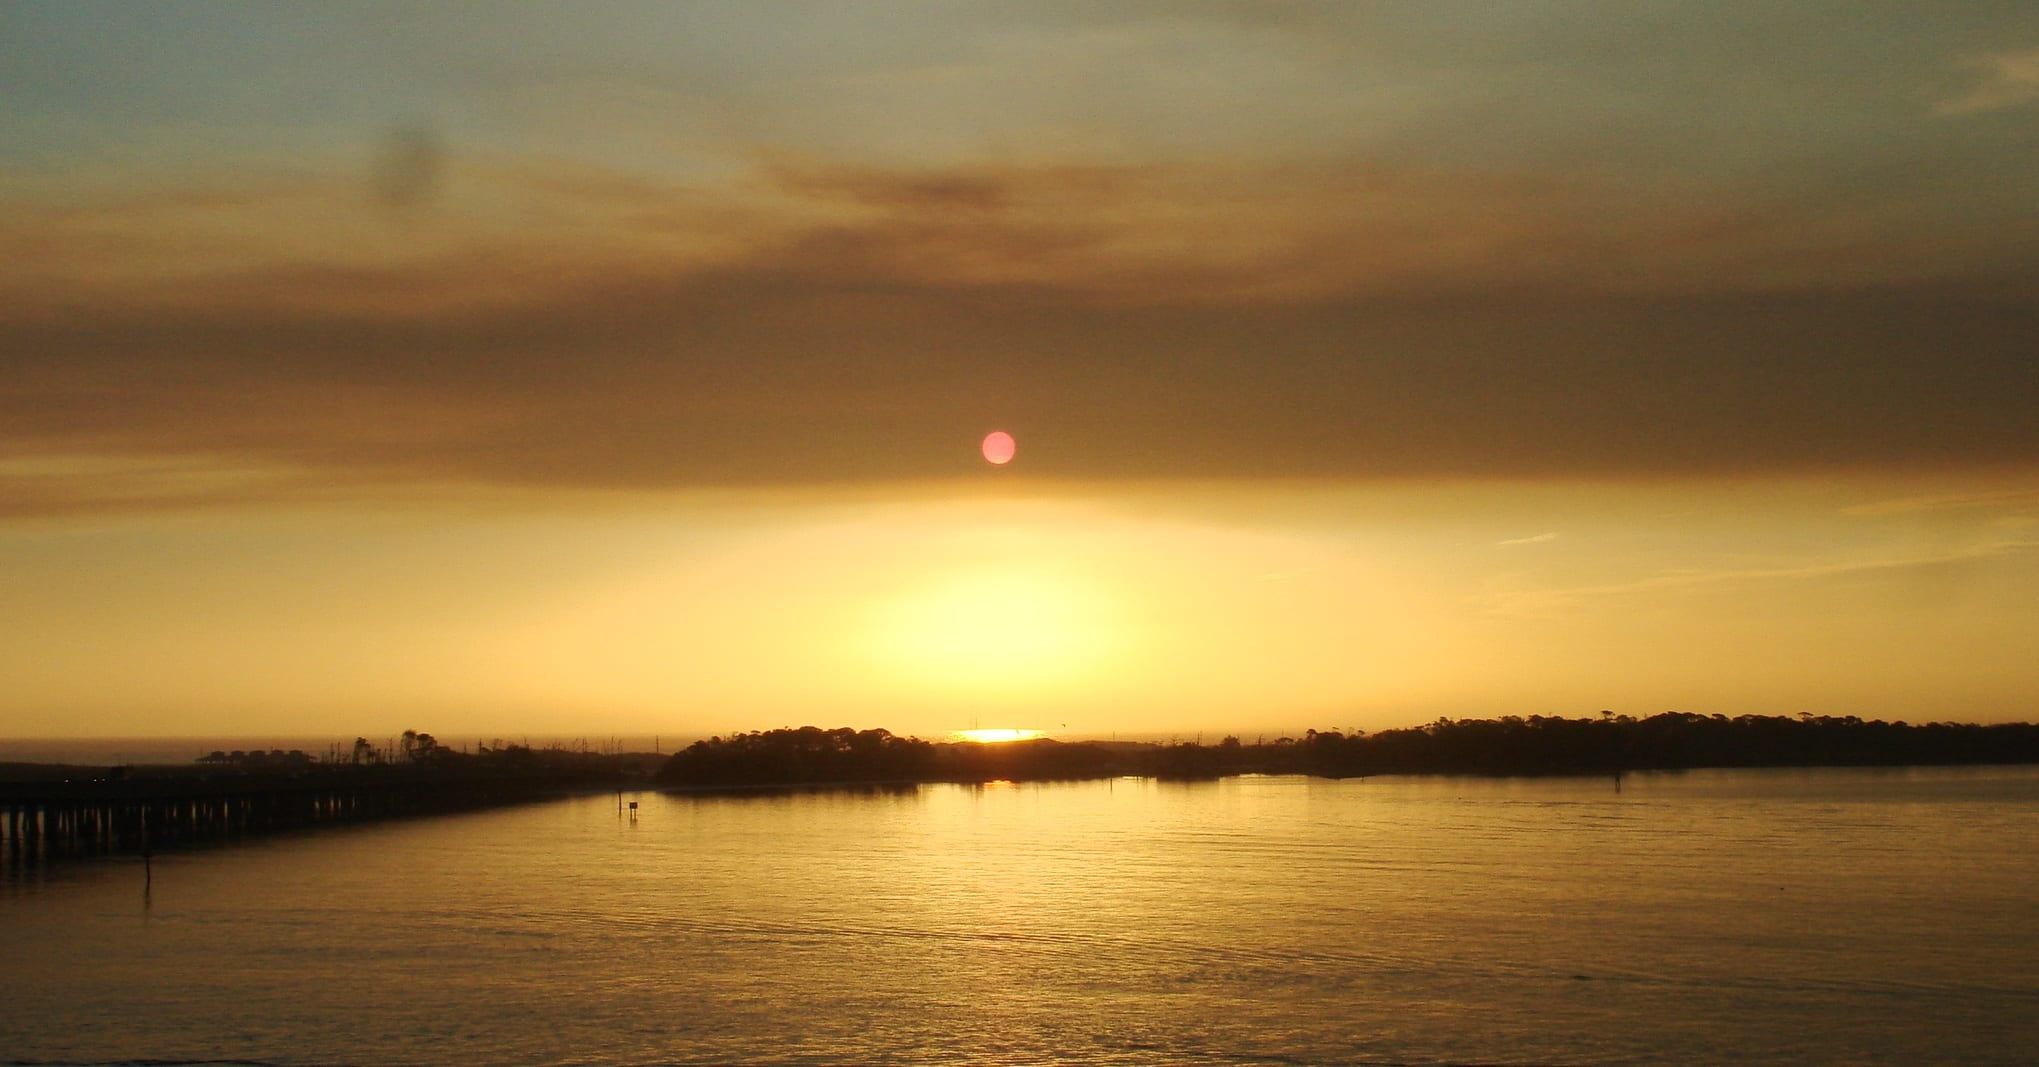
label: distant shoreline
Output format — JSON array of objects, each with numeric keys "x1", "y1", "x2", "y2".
[
  {"x1": 8, "y1": 715, "x2": 2035, "y2": 865},
  {"x1": 7, "y1": 714, "x2": 2036, "y2": 856},
  {"x1": 657, "y1": 715, "x2": 2039, "y2": 788},
  {"x1": 7, "y1": 713, "x2": 2036, "y2": 790}
]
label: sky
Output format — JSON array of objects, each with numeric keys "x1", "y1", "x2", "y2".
[{"x1": 2, "y1": 2, "x2": 2035, "y2": 743}]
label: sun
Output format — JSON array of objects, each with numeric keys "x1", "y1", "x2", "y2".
[{"x1": 952, "y1": 728, "x2": 1045, "y2": 743}]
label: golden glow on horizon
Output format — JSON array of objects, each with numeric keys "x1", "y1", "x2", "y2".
[
  {"x1": 952, "y1": 729, "x2": 1045, "y2": 743},
  {"x1": 495, "y1": 493, "x2": 1399, "y2": 735},
  {"x1": 1, "y1": 477, "x2": 2036, "y2": 739},
  {"x1": 860, "y1": 567, "x2": 1113, "y2": 694}
]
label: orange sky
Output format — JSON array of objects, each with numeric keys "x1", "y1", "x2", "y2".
[{"x1": 2, "y1": 4, "x2": 2035, "y2": 740}]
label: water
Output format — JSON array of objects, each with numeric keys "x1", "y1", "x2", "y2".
[{"x1": 4, "y1": 766, "x2": 2036, "y2": 1065}]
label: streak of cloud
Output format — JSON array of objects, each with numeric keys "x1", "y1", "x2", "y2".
[
  {"x1": 1937, "y1": 48, "x2": 2039, "y2": 115},
  {"x1": 1842, "y1": 487, "x2": 2039, "y2": 517},
  {"x1": 1487, "y1": 538, "x2": 2039, "y2": 618}
]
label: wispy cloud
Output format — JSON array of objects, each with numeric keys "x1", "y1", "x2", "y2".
[
  {"x1": 1487, "y1": 539, "x2": 2039, "y2": 618},
  {"x1": 1937, "y1": 47, "x2": 2039, "y2": 115},
  {"x1": 1841, "y1": 486, "x2": 2039, "y2": 517},
  {"x1": 0, "y1": 452, "x2": 344, "y2": 520},
  {"x1": 1496, "y1": 532, "x2": 1558, "y2": 546},
  {"x1": 7, "y1": 147, "x2": 2030, "y2": 327}
]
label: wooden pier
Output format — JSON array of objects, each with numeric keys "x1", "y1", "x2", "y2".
[{"x1": 1, "y1": 766, "x2": 625, "y2": 869}]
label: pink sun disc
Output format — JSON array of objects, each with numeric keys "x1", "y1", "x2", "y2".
[{"x1": 981, "y1": 430, "x2": 1016, "y2": 465}]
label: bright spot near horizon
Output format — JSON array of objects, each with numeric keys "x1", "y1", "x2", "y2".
[
  {"x1": 981, "y1": 430, "x2": 1016, "y2": 465},
  {"x1": 860, "y1": 567, "x2": 1112, "y2": 696},
  {"x1": 953, "y1": 728, "x2": 1045, "y2": 743}
]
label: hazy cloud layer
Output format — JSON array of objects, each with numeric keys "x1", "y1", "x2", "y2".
[
  {"x1": 3, "y1": 2, "x2": 2036, "y2": 515},
  {"x1": 1939, "y1": 47, "x2": 2039, "y2": 114}
]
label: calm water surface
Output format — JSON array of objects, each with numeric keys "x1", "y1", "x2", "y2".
[{"x1": 4, "y1": 766, "x2": 2036, "y2": 1065}]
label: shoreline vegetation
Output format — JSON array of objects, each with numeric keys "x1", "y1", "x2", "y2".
[
  {"x1": 6, "y1": 714, "x2": 2036, "y2": 863},
  {"x1": 659, "y1": 714, "x2": 2039, "y2": 788},
  {"x1": 3, "y1": 713, "x2": 2036, "y2": 791}
]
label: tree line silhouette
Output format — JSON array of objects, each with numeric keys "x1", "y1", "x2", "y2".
[{"x1": 658, "y1": 714, "x2": 2039, "y2": 787}]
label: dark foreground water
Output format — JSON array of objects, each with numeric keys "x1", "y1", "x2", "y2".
[{"x1": 4, "y1": 766, "x2": 2036, "y2": 1066}]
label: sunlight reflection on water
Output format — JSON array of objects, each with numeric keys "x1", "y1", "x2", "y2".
[{"x1": 3, "y1": 766, "x2": 2037, "y2": 1065}]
